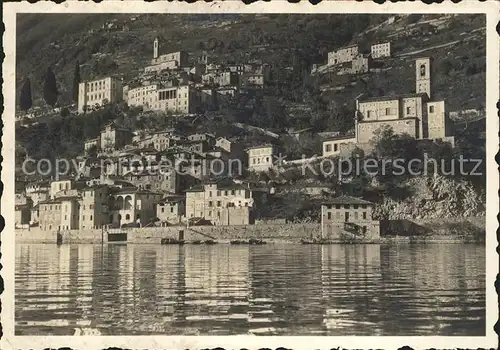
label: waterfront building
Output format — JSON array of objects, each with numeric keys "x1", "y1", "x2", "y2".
[
  {"x1": 321, "y1": 196, "x2": 380, "y2": 240},
  {"x1": 108, "y1": 188, "x2": 163, "y2": 227},
  {"x1": 15, "y1": 202, "x2": 31, "y2": 227},
  {"x1": 156, "y1": 195, "x2": 186, "y2": 225},
  {"x1": 78, "y1": 76, "x2": 123, "y2": 114},
  {"x1": 38, "y1": 199, "x2": 63, "y2": 231},
  {"x1": 78, "y1": 185, "x2": 110, "y2": 230},
  {"x1": 60, "y1": 196, "x2": 81, "y2": 231},
  {"x1": 246, "y1": 144, "x2": 277, "y2": 173},
  {"x1": 185, "y1": 178, "x2": 255, "y2": 225}
]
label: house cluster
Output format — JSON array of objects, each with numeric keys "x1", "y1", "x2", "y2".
[
  {"x1": 16, "y1": 118, "x2": 286, "y2": 231},
  {"x1": 14, "y1": 174, "x2": 269, "y2": 232},
  {"x1": 78, "y1": 37, "x2": 271, "y2": 115},
  {"x1": 311, "y1": 42, "x2": 391, "y2": 75},
  {"x1": 322, "y1": 57, "x2": 454, "y2": 158}
]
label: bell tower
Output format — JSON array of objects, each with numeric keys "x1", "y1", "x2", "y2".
[
  {"x1": 153, "y1": 37, "x2": 159, "y2": 59},
  {"x1": 415, "y1": 57, "x2": 431, "y2": 98}
]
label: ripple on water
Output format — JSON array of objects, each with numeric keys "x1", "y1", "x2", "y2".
[{"x1": 15, "y1": 243, "x2": 486, "y2": 336}]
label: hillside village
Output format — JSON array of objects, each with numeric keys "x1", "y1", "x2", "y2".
[{"x1": 15, "y1": 14, "x2": 486, "y2": 239}]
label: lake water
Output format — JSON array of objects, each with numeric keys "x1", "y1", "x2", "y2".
[{"x1": 15, "y1": 243, "x2": 485, "y2": 336}]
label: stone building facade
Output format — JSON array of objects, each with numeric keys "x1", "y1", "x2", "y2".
[
  {"x1": 157, "y1": 196, "x2": 185, "y2": 224},
  {"x1": 100, "y1": 124, "x2": 133, "y2": 150},
  {"x1": 371, "y1": 42, "x2": 391, "y2": 59},
  {"x1": 328, "y1": 45, "x2": 359, "y2": 65},
  {"x1": 108, "y1": 189, "x2": 163, "y2": 227},
  {"x1": 185, "y1": 180, "x2": 254, "y2": 225},
  {"x1": 321, "y1": 196, "x2": 380, "y2": 241},
  {"x1": 78, "y1": 76, "x2": 123, "y2": 114},
  {"x1": 246, "y1": 145, "x2": 276, "y2": 173}
]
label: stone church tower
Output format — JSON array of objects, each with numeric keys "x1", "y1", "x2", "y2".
[
  {"x1": 415, "y1": 57, "x2": 431, "y2": 98},
  {"x1": 153, "y1": 37, "x2": 159, "y2": 59}
]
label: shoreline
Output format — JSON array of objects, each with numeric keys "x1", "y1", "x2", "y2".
[
  {"x1": 16, "y1": 236, "x2": 485, "y2": 245},
  {"x1": 16, "y1": 216, "x2": 485, "y2": 245}
]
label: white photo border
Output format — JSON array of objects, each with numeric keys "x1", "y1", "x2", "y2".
[{"x1": 1, "y1": 1, "x2": 498, "y2": 349}]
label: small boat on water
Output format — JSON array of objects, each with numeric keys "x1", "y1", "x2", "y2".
[
  {"x1": 161, "y1": 238, "x2": 185, "y2": 245},
  {"x1": 230, "y1": 239, "x2": 266, "y2": 245}
]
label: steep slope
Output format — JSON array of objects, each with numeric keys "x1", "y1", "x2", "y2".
[{"x1": 15, "y1": 13, "x2": 485, "y2": 124}]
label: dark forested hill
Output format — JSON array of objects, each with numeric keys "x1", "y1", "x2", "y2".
[
  {"x1": 16, "y1": 13, "x2": 484, "y2": 108},
  {"x1": 15, "y1": 13, "x2": 485, "y2": 140}
]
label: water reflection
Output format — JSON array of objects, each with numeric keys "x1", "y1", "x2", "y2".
[{"x1": 15, "y1": 244, "x2": 485, "y2": 336}]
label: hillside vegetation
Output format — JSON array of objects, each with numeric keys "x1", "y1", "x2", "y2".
[{"x1": 16, "y1": 13, "x2": 485, "y2": 132}]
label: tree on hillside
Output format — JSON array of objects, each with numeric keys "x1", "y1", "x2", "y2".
[
  {"x1": 43, "y1": 66, "x2": 59, "y2": 107},
  {"x1": 72, "y1": 61, "x2": 81, "y2": 103},
  {"x1": 19, "y1": 78, "x2": 32, "y2": 111}
]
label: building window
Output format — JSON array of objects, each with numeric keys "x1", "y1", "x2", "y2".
[
  {"x1": 208, "y1": 201, "x2": 213, "y2": 207},
  {"x1": 161, "y1": 207, "x2": 165, "y2": 213},
  {"x1": 367, "y1": 111, "x2": 372, "y2": 118},
  {"x1": 334, "y1": 144, "x2": 338, "y2": 152},
  {"x1": 354, "y1": 212, "x2": 359, "y2": 220},
  {"x1": 406, "y1": 107, "x2": 411, "y2": 115},
  {"x1": 90, "y1": 215, "x2": 93, "y2": 221},
  {"x1": 361, "y1": 204, "x2": 367, "y2": 209},
  {"x1": 326, "y1": 144, "x2": 332, "y2": 152},
  {"x1": 126, "y1": 214, "x2": 130, "y2": 220},
  {"x1": 335, "y1": 204, "x2": 341, "y2": 209},
  {"x1": 420, "y1": 64, "x2": 426, "y2": 77},
  {"x1": 363, "y1": 212, "x2": 367, "y2": 219},
  {"x1": 170, "y1": 207, "x2": 174, "y2": 213},
  {"x1": 209, "y1": 211, "x2": 212, "y2": 216},
  {"x1": 209, "y1": 191, "x2": 212, "y2": 197},
  {"x1": 327, "y1": 212, "x2": 331, "y2": 220},
  {"x1": 231, "y1": 190, "x2": 235, "y2": 195},
  {"x1": 217, "y1": 201, "x2": 221, "y2": 207},
  {"x1": 385, "y1": 108, "x2": 391, "y2": 115},
  {"x1": 83, "y1": 215, "x2": 85, "y2": 221},
  {"x1": 353, "y1": 204, "x2": 358, "y2": 209},
  {"x1": 429, "y1": 105, "x2": 435, "y2": 113},
  {"x1": 90, "y1": 204, "x2": 93, "y2": 209},
  {"x1": 344, "y1": 204, "x2": 350, "y2": 209}
]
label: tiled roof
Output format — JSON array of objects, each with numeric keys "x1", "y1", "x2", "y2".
[
  {"x1": 323, "y1": 134, "x2": 356, "y2": 142},
  {"x1": 322, "y1": 195, "x2": 373, "y2": 205},
  {"x1": 358, "y1": 92, "x2": 428, "y2": 103}
]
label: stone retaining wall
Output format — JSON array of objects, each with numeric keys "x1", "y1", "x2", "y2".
[{"x1": 16, "y1": 216, "x2": 485, "y2": 244}]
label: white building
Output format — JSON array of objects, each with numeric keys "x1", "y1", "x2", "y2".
[
  {"x1": 371, "y1": 42, "x2": 391, "y2": 59},
  {"x1": 328, "y1": 45, "x2": 359, "y2": 66},
  {"x1": 246, "y1": 144, "x2": 276, "y2": 173},
  {"x1": 127, "y1": 84, "x2": 158, "y2": 108},
  {"x1": 78, "y1": 77, "x2": 123, "y2": 114}
]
